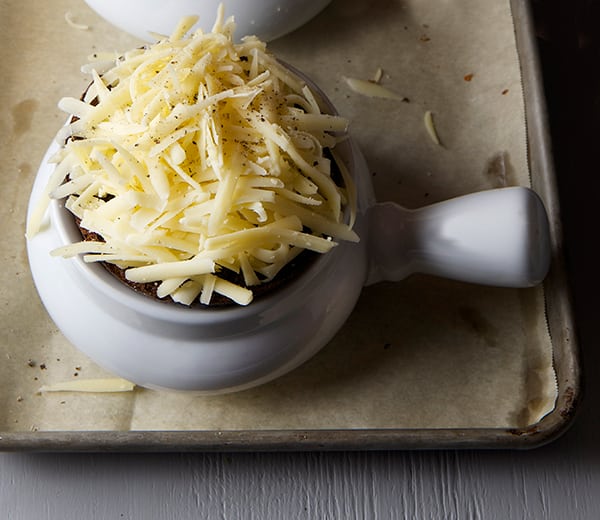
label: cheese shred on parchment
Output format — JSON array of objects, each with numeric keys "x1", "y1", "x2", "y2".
[
  {"x1": 64, "y1": 11, "x2": 89, "y2": 31},
  {"x1": 38, "y1": 378, "x2": 135, "y2": 393},
  {"x1": 342, "y1": 75, "x2": 401, "y2": 100},
  {"x1": 424, "y1": 110, "x2": 442, "y2": 146},
  {"x1": 28, "y1": 6, "x2": 358, "y2": 306}
]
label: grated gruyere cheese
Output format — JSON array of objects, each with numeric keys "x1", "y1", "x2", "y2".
[
  {"x1": 28, "y1": 7, "x2": 358, "y2": 306},
  {"x1": 64, "y1": 11, "x2": 89, "y2": 31},
  {"x1": 39, "y1": 378, "x2": 135, "y2": 393},
  {"x1": 424, "y1": 110, "x2": 442, "y2": 146},
  {"x1": 343, "y1": 76, "x2": 401, "y2": 100}
]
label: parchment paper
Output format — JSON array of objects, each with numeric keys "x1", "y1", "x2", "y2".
[{"x1": 0, "y1": 0, "x2": 557, "y2": 434}]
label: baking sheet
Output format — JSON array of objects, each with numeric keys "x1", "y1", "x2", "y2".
[{"x1": 0, "y1": 0, "x2": 577, "y2": 448}]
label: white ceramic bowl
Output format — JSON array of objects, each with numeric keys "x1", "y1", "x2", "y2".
[
  {"x1": 27, "y1": 135, "x2": 370, "y2": 393},
  {"x1": 84, "y1": 0, "x2": 333, "y2": 42},
  {"x1": 26, "y1": 67, "x2": 551, "y2": 394}
]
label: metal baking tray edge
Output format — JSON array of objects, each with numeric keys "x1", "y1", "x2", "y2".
[{"x1": 0, "y1": 0, "x2": 581, "y2": 452}]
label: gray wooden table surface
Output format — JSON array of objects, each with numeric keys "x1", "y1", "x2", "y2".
[{"x1": 1, "y1": 2, "x2": 599, "y2": 518}]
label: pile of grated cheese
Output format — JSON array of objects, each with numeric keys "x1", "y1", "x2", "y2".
[{"x1": 27, "y1": 8, "x2": 358, "y2": 306}]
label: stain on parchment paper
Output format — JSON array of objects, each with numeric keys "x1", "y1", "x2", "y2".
[
  {"x1": 11, "y1": 99, "x2": 38, "y2": 137},
  {"x1": 512, "y1": 288, "x2": 558, "y2": 427},
  {"x1": 458, "y1": 306, "x2": 500, "y2": 348},
  {"x1": 485, "y1": 151, "x2": 516, "y2": 187},
  {"x1": 17, "y1": 162, "x2": 32, "y2": 175}
]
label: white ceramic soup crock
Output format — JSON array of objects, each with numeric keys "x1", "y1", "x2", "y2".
[
  {"x1": 26, "y1": 68, "x2": 550, "y2": 394},
  {"x1": 84, "y1": 0, "x2": 333, "y2": 42}
]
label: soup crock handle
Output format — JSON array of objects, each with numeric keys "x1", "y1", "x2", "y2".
[{"x1": 365, "y1": 186, "x2": 551, "y2": 288}]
